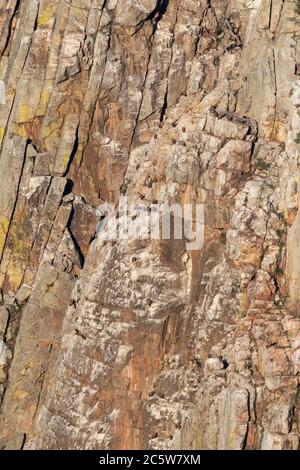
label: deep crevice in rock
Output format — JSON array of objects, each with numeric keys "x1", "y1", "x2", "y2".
[
  {"x1": 134, "y1": 0, "x2": 170, "y2": 35},
  {"x1": 1, "y1": 0, "x2": 21, "y2": 58}
]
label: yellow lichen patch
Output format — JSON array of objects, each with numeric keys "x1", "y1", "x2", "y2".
[
  {"x1": 272, "y1": 121, "x2": 286, "y2": 144},
  {"x1": 37, "y1": 89, "x2": 50, "y2": 116},
  {"x1": 9, "y1": 229, "x2": 30, "y2": 258},
  {"x1": 0, "y1": 126, "x2": 5, "y2": 143},
  {"x1": 37, "y1": 80, "x2": 53, "y2": 116},
  {"x1": 17, "y1": 104, "x2": 36, "y2": 123},
  {"x1": 4, "y1": 207, "x2": 32, "y2": 292},
  {"x1": 62, "y1": 152, "x2": 71, "y2": 171},
  {"x1": 38, "y1": 4, "x2": 56, "y2": 28},
  {"x1": 53, "y1": 153, "x2": 70, "y2": 175},
  {"x1": 6, "y1": 258, "x2": 24, "y2": 292},
  {"x1": 14, "y1": 389, "x2": 29, "y2": 400},
  {"x1": 0, "y1": 215, "x2": 9, "y2": 255}
]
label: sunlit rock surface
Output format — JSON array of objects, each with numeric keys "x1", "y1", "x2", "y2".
[{"x1": 0, "y1": 0, "x2": 300, "y2": 450}]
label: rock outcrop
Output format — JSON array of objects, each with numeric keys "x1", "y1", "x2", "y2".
[{"x1": 0, "y1": 0, "x2": 300, "y2": 450}]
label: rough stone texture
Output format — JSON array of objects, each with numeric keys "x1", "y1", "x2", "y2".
[{"x1": 0, "y1": 0, "x2": 299, "y2": 450}]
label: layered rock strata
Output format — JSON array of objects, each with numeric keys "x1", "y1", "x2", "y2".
[{"x1": 0, "y1": 0, "x2": 299, "y2": 450}]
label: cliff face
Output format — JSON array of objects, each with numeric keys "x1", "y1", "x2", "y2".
[{"x1": 0, "y1": 0, "x2": 300, "y2": 450}]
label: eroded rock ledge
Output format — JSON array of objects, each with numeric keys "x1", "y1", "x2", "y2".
[{"x1": 0, "y1": 0, "x2": 299, "y2": 450}]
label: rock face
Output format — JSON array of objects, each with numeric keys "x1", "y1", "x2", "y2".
[{"x1": 0, "y1": 0, "x2": 300, "y2": 450}]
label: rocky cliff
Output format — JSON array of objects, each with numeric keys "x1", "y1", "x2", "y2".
[{"x1": 0, "y1": 0, "x2": 300, "y2": 450}]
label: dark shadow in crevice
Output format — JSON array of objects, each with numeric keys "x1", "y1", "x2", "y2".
[
  {"x1": 1, "y1": 0, "x2": 21, "y2": 58},
  {"x1": 160, "y1": 86, "x2": 168, "y2": 122},
  {"x1": 68, "y1": 225, "x2": 85, "y2": 270},
  {"x1": 63, "y1": 179, "x2": 74, "y2": 197},
  {"x1": 64, "y1": 126, "x2": 79, "y2": 176},
  {"x1": 134, "y1": 0, "x2": 170, "y2": 35}
]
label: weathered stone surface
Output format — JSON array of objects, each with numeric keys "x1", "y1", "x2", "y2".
[{"x1": 0, "y1": 0, "x2": 299, "y2": 451}]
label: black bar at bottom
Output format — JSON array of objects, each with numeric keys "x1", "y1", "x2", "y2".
[{"x1": 0, "y1": 450, "x2": 299, "y2": 466}]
